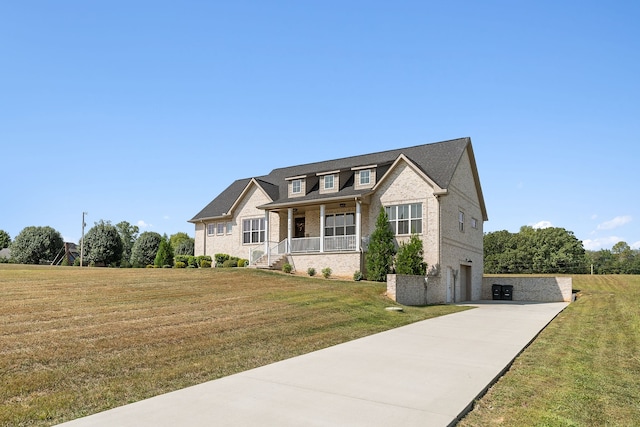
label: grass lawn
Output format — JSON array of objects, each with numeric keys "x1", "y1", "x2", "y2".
[
  {"x1": 0, "y1": 264, "x2": 467, "y2": 427},
  {"x1": 459, "y1": 275, "x2": 640, "y2": 426}
]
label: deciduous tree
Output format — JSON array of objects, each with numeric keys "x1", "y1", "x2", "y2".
[
  {"x1": 11, "y1": 226, "x2": 64, "y2": 264},
  {"x1": 83, "y1": 220, "x2": 124, "y2": 267}
]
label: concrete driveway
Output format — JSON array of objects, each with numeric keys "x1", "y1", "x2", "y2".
[{"x1": 57, "y1": 301, "x2": 568, "y2": 427}]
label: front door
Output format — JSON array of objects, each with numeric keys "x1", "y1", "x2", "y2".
[{"x1": 295, "y1": 217, "x2": 305, "y2": 238}]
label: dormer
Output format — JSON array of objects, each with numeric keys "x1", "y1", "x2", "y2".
[
  {"x1": 285, "y1": 175, "x2": 307, "y2": 198},
  {"x1": 317, "y1": 170, "x2": 340, "y2": 194},
  {"x1": 351, "y1": 164, "x2": 377, "y2": 190}
]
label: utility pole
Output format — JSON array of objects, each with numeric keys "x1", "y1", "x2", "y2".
[{"x1": 80, "y1": 212, "x2": 87, "y2": 267}]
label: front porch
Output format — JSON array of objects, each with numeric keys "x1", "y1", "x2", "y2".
[{"x1": 250, "y1": 200, "x2": 367, "y2": 270}]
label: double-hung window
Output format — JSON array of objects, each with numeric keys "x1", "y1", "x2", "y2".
[
  {"x1": 359, "y1": 169, "x2": 370, "y2": 186},
  {"x1": 325, "y1": 213, "x2": 356, "y2": 236},
  {"x1": 324, "y1": 174, "x2": 334, "y2": 190},
  {"x1": 207, "y1": 224, "x2": 215, "y2": 236},
  {"x1": 459, "y1": 211, "x2": 465, "y2": 232},
  {"x1": 292, "y1": 179, "x2": 302, "y2": 194},
  {"x1": 217, "y1": 223, "x2": 225, "y2": 235},
  {"x1": 385, "y1": 203, "x2": 422, "y2": 235},
  {"x1": 242, "y1": 218, "x2": 265, "y2": 244}
]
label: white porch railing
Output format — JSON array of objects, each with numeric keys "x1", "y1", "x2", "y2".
[
  {"x1": 291, "y1": 237, "x2": 320, "y2": 253},
  {"x1": 323, "y1": 235, "x2": 357, "y2": 252},
  {"x1": 250, "y1": 235, "x2": 360, "y2": 265},
  {"x1": 287, "y1": 235, "x2": 358, "y2": 253}
]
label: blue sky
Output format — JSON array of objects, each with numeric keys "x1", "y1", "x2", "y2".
[{"x1": 2, "y1": 1, "x2": 639, "y2": 251}]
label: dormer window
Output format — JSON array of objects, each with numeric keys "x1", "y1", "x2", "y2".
[
  {"x1": 352, "y1": 165, "x2": 376, "y2": 189},
  {"x1": 286, "y1": 175, "x2": 307, "y2": 198},
  {"x1": 317, "y1": 170, "x2": 340, "y2": 194}
]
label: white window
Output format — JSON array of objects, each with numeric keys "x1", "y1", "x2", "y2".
[
  {"x1": 471, "y1": 218, "x2": 478, "y2": 229},
  {"x1": 207, "y1": 224, "x2": 215, "y2": 236},
  {"x1": 226, "y1": 222, "x2": 233, "y2": 234},
  {"x1": 459, "y1": 211, "x2": 465, "y2": 232},
  {"x1": 359, "y1": 169, "x2": 370, "y2": 186},
  {"x1": 243, "y1": 218, "x2": 265, "y2": 244},
  {"x1": 385, "y1": 203, "x2": 422, "y2": 235},
  {"x1": 217, "y1": 223, "x2": 225, "y2": 235},
  {"x1": 324, "y1": 174, "x2": 334, "y2": 190},
  {"x1": 292, "y1": 179, "x2": 302, "y2": 194},
  {"x1": 325, "y1": 213, "x2": 356, "y2": 236}
]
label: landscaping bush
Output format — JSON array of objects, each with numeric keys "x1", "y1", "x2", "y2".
[
  {"x1": 222, "y1": 259, "x2": 238, "y2": 268},
  {"x1": 395, "y1": 234, "x2": 427, "y2": 276},
  {"x1": 307, "y1": 267, "x2": 316, "y2": 277},
  {"x1": 187, "y1": 256, "x2": 198, "y2": 268},
  {"x1": 200, "y1": 259, "x2": 212, "y2": 268},
  {"x1": 237, "y1": 259, "x2": 248, "y2": 267},
  {"x1": 174, "y1": 261, "x2": 186, "y2": 268},
  {"x1": 197, "y1": 255, "x2": 212, "y2": 267},
  {"x1": 321, "y1": 267, "x2": 332, "y2": 279},
  {"x1": 214, "y1": 253, "x2": 230, "y2": 265},
  {"x1": 174, "y1": 255, "x2": 189, "y2": 265},
  {"x1": 282, "y1": 263, "x2": 293, "y2": 273},
  {"x1": 353, "y1": 270, "x2": 364, "y2": 281}
]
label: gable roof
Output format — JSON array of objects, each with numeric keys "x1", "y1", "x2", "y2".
[{"x1": 190, "y1": 137, "x2": 487, "y2": 222}]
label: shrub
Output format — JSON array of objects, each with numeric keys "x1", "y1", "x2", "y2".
[
  {"x1": 146, "y1": 264, "x2": 154, "y2": 268},
  {"x1": 175, "y1": 261, "x2": 186, "y2": 268},
  {"x1": 200, "y1": 259, "x2": 212, "y2": 268},
  {"x1": 321, "y1": 267, "x2": 332, "y2": 279},
  {"x1": 307, "y1": 267, "x2": 316, "y2": 277},
  {"x1": 197, "y1": 255, "x2": 212, "y2": 267},
  {"x1": 353, "y1": 270, "x2": 364, "y2": 281},
  {"x1": 282, "y1": 263, "x2": 293, "y2": 273},
  {"x1": 174, "y1": 255, "x2": 189, "y2": 265},
  {"x1": 187, "y1": 256, "x2": 198, "y2": 268},
  {"x1": 162, "y1": 264, "x2": 172, "y2": 268},
  {"x1": 222, "y1": 259, "x2": 238, "y2": 268},
  {"x1": 237, "y1": 259, "x2": 248, "y2": 267},
  {"x1": 395, "y1": 234, "x2": 427, "y2": 276},
  {"x1": 214, "y1": 253, "x2": 230, "y2": 265}
]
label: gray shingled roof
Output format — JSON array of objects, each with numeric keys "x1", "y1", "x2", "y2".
[{"x1": 190, "y1": 137, "x2": 480, "y2": 221}]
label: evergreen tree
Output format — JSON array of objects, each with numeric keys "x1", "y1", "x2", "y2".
[
  {"x1": 130, "y1": 231, "x2": 163, "y2": 267},
  {"x1": 154, "y1": 235, "x2": 174, "y2": 267},
  {"x1": 365, "y1": 207, "x2": 396, "y2": 281}
]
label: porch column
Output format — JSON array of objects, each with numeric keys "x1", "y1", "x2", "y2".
[
  {"x1": 264, "y1": 210, "x2": 270, "y2": 265},
  {"x1": 287, "y1": 208, "x2": 293, "y2": 254},
  {"x1": 355, "y1": 200, "x2": 362, "y2": 251},
  {"x1": 319, "y1": 204, "x2": 325, "y2": 253}
]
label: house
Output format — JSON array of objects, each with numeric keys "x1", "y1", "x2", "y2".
[{"x1": 189, "y1": 137, "x2": 488, "y2": 303}]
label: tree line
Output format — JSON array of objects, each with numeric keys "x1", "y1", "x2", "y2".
[
  {"x1": 484, "y1": 226, "x2": 640, "y2": 274},
  {"x1": 0, "y1": 221, "x2": 194, "y2": 267}
]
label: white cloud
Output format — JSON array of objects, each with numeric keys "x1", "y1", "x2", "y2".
[
  {"x1": 137, "y1": 220, "x2": 153, "y2": 229},
  {"x1": 531, "y1": 220, "x2": 553, "y2": 229},
  {"x1": 631, "y1": 241, "x2": 640, "y2": 250},
  {"x1": 583, "y1": 236, "x2": 624, "y2": 251},
  {"x1": 597, "y1": 215, "x2": 632, "y2": 231}
]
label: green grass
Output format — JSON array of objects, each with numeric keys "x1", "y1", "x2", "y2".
[
  {"x1": 0, "y1": 265, "x2": 467, "y2": 427},
  {"x1": 459, "y1": 275, "x2": 640, "y2": 426}
]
